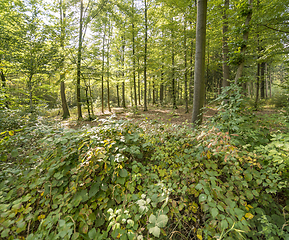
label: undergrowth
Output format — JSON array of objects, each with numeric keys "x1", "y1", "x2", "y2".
[{"x1": 0, "y1": 91, "x2": 289, "y2": 239}]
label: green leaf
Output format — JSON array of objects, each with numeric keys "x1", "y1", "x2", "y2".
[
  {"x1": 88, "y1": 228, "x2": 97, "y2": 239},
  {"x1": 199, "y1": 194, "x2": 207, "y2": 202},
  {"x1": 119, "y1": 169, "x2": 128, "y2": 178},
  {"x1": 221, "y1": 219, "x2": 228, "y2": 229},
  {"x1": 89, "y1": 182, "x2": 100, "y2": 198},
  {"x1": 1, "y1": 229, "x2": 10, "y2": 238},
  {"x1": 211, "y1": 208, "x2": 219, "y2": 218},
  {"x1": 149, "y1": 214, "x2": 156, "y2": 224},
  {"x1": 156, "y1": 214, "x2": 168, "y2": 228},
  {"x1": 71, "y1": 232, "x2": 80, "y2": 240},
  {"x1": 11, "y1": 149, "x2": 18, "y2": 158},
  {"x1": 149, "y1": 226, "x2": 160, "y2": 237},
  {"x1": 234, "y1": 208, "x2": 245, "y2": 220}
]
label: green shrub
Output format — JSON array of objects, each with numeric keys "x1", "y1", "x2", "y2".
[{"x1": 1, "y1": 117, "x2": 288, "y2": 240}]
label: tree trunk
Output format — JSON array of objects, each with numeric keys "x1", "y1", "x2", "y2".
[
  {"x1": 132, "y1": 0, "x2": 137, "y2": 108},
  {"x1": 122, "y1": 35, "x2": 126, "y2": 108},
  {"x1": 76, "y1": 0, "x2": 83, "y2": 120},
  {"x1": 143, "y1": 0, "x2": 148, "y2": 111},
  {"x1": 107, "y1": 20, "x2": 111, "y2": 112},
  {"x1": 234, "y1": 0, "x2": 253, "y2": 84},
  {"x1": 116, "y1": 84, "x2": 120, "y2": 107},
  {"x1": 101, "y1": 27, "x2": 105, "y2": 113},
  {"x1": 192, "y1": 0, "x2": 207, "y2": 125},
  {"x1": 184, "y1": 17, "x2": 189, "y2": 113},
  {"x1": 254, "y1": 63, "x2": 260, "y2": 109},
  {"x1": 59, "y1": 0, "x2": 70, "y2": 119},
  {"x1": 260, "y1": 62, "x2": 265, "y2": 99},
  {"x1": 222, "y1": 0, "x2": 230, "y2": 89},
  {"x1": 189, "y1": 21, "x2": 194, "y2": 103},
  {"x1": 171, "y1": 29, "x2": 177, "y2": 109},
  {"x1": 28, "y1": 74, "x2": 33, "y2": 112}
]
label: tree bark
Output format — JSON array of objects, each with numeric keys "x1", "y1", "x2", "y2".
[
  {"x1": 122, "y1": 35, "x2": 126, "y2": 108},
  {"x1": 143, "y1": 0, "x2": 148, "y2": 111},
  {"x1": 234, "y1": 0, "x2": 253, "y2": 84},
  {"x1": 184, "y1": 17, "x2": 189, "y2": 113},
  {"x1": 76, "y1": 0, "x2": 84, "y2": 120},
  {"x1": 132, "y1": 0, "x2": 137, "y2": 108},
  {"x1": 260, "y1": 62, "x2": 265, "y2": 99},
  {"x1": 59, "y1": 0, "x2": 70, "y2": 119},
  {"x1": 222, "y1": 0, "x2": 230, "y2": 89},
  {"x1": 192, "y1": 0, "x2": 207, "y2": 125}
]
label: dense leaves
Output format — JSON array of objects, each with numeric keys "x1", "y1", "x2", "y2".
[{"x1": 0, "y1": 109, "x2": 289, "y2": 239}]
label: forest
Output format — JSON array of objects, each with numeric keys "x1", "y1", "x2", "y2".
[{"x1": 1, "y1": 0, "x2": 289, "y2": 239}]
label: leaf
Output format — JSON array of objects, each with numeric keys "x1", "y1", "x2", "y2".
[
  {"x1": 1, "y1": 229, "x2": 10, "y2": 238},
  {"x1": 71, "y1": 232, "x2": 80, "y2": 240},
  {"x1": 199, "y1": 194, "x2": 207, "y2": 202},
  {"x1": 11, "y1": 149, "x2": 18, "y2": 158},
  {"x1": 88, "y1": 228, "x2": 97, "y2": 239},
  {"x1": 245, "y1": 213, "x2": 254, "y2": 219},
  {"x1": 156, "y1": 214, "x2": 168, "y2": 228},
  {"x1": 119, "y1": 169, "x2": 128, "y2": 178},
  {"x1": 149, "y1": 214, "x2": 156, "y2": 224},
  {"x1": 221, "y1": 219, "x2": 228, "y2": 229},
  {"x1": 211, "y1": 207, "x2": 219, "y2": 218},
  {"x1": 149, "y1": 226, "x2": 160, "y2": 237},
  {"x1": 89, "y1": 182, "x2": 100, "y2": 198},
  {"x1": 234, "y1": 208, "x2": 245, "y2": 220}
]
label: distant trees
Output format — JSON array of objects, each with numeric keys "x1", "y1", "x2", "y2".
[{"x1": 1, "y1": 0, "x2": 289, "y2": 121}]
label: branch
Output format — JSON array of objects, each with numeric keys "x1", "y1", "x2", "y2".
[{"x1": 262, "y1": 24, "x2": 289, "y2": 33}]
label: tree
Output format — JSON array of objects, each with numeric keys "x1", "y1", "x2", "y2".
[
  {"x1": 59, "y1": 0, "x2": 70, "y2": 119},
  {"x1": 192, "y1": 0, "x2": 207, "y2": 125}
]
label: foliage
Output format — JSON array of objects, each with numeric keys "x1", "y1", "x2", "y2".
[{"x1": 0, "y1": 115, "x2": 288, "y2": 239}]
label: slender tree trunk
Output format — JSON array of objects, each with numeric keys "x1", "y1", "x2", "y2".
[
  {"x1": 138, "y1": 57, "x2": 141, "y2": 105},
  {"x1": 260, "y1": 62, "x2": 265, "y2": 99},
  {"x1": 268, "y1": 64, "x2": 272, "y2": 98},
  {"x1": 116, "y1": 84, "x2": 120, "y2": 107},
  {"x1": 222, "y1": 0, "x2": 230, "y2": 89},
  {"x1": 171, "y1": 29, "x2": 177, "y2": 109},
  {"x1": 184, "y1": 17, "x2": 189, "y2": 113},
  {"x1": 189, "y1": 21, "x2": 194, "y2": 102},
  {"x1": 192, "y1": 0, "x2": 207, "y2": 125},
  {"x1": 122, "y1": 36, "x2": 126, "y2": 108},
  {"x1": 152, "y1": 80, "x2": 156, "y2": 104},
  {"x1": 234, "y1": 0, "x2": 253, "y2": 84},
  {"x1": 76, "y1": 0, "x2": 84, "y2": 120},
  {"x1": 1, "y1": 67, "x2": 9, "y2": 109},
  {"x1": 122, "y1": 81, "x2": 126, "y2": 108},
  {"x1": 85, "y1": 86, "x2": 91, "y2": 119},
  {"x1": 59, "y1": 0, "x2": 70, "y2": 119},
  {"x1": 89, "y1": 81, "x2": 94, "y2": 116},
  {"x1": 28, "y1": 74, "x2": 33, "y2": 112},
  {"x1": 107, "y1": 20, "x2": 111, "y2": 112},
  {"x1": 132, "y1": 0, "x2": 137, "y2": 108},
  {"x1": 101, "y1": 27, "x2": 105, "y2": 113},
  {"x1": 254, "y1": 63, "x2": 260, "y2": 109},
  {"x1": 143, "y1": 0, "x2": 148, "y2": 111}
]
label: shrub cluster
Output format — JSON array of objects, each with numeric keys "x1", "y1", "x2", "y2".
[{"x1": 0, "y1": 115, "x2": 288, "y2": 239}]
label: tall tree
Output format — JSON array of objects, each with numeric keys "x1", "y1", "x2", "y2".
[
  {"x1": 143, "y1": 0, "x2": 148, "y2": 111},
  {"x1": 59, "y1": 0, "x2": 70, "y2": 119},
  {"x1": 234, "y1": 0, "x2": 253, "y2": 84},
  {"x1": 76, "y1": 0, "x2": 84, "y2": 120},
  {"x1": 222, "y1": 0, "x2": 230, "y2": 88},
  {"x1": 192, "y1": 0, "x2": 207, "y2": 125}
]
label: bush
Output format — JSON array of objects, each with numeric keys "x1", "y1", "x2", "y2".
[{"x1": 0, "y1": 117, "x2": 288, "y2": 239}]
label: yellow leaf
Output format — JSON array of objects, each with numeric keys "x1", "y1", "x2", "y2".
[
  {"x1": 128, "y1": 130, "x2": 131, "y2": 134},
  {"x1": 9, "y1": 130, "x2": 14, "y2": 136},
  {"x1": 37, "y1": 214, "x2": 45, "y2": 220},
  {"x1": 245, "y1": 213, "x2": 254, "y2": 219},
  {"x1": 197, "y1": 229, "x2": 202, "y2": 240},
  {"x1": 207, "y1": 151, "x2": 211, "y2": 159}
]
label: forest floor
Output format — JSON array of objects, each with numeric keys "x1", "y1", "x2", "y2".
[{"x1": 57, "y1": 105, "x2": 219, "y2": 129}]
